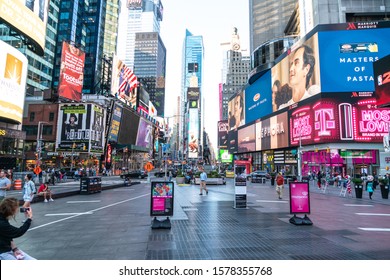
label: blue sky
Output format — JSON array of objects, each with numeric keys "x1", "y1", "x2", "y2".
[{"x1": 160, "y1": 0, "x2": 249, "y2": 153}]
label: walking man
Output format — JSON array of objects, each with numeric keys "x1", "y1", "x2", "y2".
[
  {"x1": 275, "y1": 172, "x2": 284, "y2": 199},
  {"x1": 199, "y1": 168, "x2": 208, "y2": 195},
  {"x1": 0, "y1": 170, "x2": 11, "y2": 202}
]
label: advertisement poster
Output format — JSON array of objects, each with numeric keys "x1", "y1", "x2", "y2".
[
  {"x1": 111, "y1": 55, "x2": 137, "y2": 107},
  {"x1": 237, "y1": 124, "x2": 256, "y2": 153},
  {"x1": 374, "y1": 54, "x2": 390, "y2": 107},
  {"x1": 90, "y1": 104, "x2": 105, "y2": 153},
  {"x1": 0, "y1": 40, "x2": 28, "y2": 124},
  {"x1": 217, "y1": 120, "x2": 228, "y2": 149},
  {"x1": 0, "y1": 0, "x2": 49, "y2": 55},
  {"x1": 228, "y1": 91, "x2": 245, "y2": 131},
  {"x1": 58, "y1": 42, "x2": 86, "y2": 102},
  {"x1": 245, "y1": 70, "x2": 272, "y2": 123},
  {"x1": 289, "y1": 182, "x2": 310, "y2": 214},
  {"x1": 150, "y1": 181, "x2": 174, "y2": 216},
  {"x1": 271, "y1": 33, "x2": 321, "y2": 111},
  {"x1": 108, "y1": 103, "x2": 123, "y2": 143},
  {"x1": 319, "y1": 27, "x2": 390, "y2": 93},
  {"x1": 188, "y1": 108, "x2": 199, "y2": 158},
  {"x1": 256, "y1": 112, "x2": 289, "y2": 151},
  {"x1": 118, "y1": 107, "x2": 140, "y2": 145},
  {"x1": 227, "y1": 130, "x2": 237, "y2": 154},
  {"x1": 136, "y1": 118, "x2": 153, "y2": 149},
  {"x1": 219, "y1": 149, "x2": 233, "y2": 163}
]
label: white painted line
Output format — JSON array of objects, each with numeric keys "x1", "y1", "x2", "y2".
[
  {"x1": 256, "y1": 200, "x2": 288, "y2": 203},
  {"x1": 28, "y1": 193, "x2": 149, "y2": 232},
  {"x1": 45, "y1": 212, "x2": 93, "y2": 216},
  {"x1": 356, "y1": 213, "x2": 390, "y2": 216},
  {"x1": 344, "y1": 204, "x2": 374, "y2": 207},
  {"x1": 359, "y1": 228, "x2": 390, "y2": 232},
  {"x1": 66, "y1": 200, "x2": 101, "y2": 203},
  {"x1": 113, "y1": 189, "x2": 134, "y2": 191},
  {"x1": 183, "y1": 208, "x2": 198, "y2": 211}
]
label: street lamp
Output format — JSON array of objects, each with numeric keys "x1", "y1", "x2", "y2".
[
  {"x1": 297, "y1": 129, "x2": 302, "y2": 181},
  {"x1": 36, "y1": 121, "x2": 49, "y2": 166}
]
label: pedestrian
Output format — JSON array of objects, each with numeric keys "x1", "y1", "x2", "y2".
[
  {"x1": 275, "y1": 172, "x2": 284, "y2": 199},
  {"x1": 37, "y1": 182, "x2": 54, "y2": 203},
  {"x1": 169, "y1": 170, "x2": 172, "y2": 181},
  {"x1": 22, "y1": 174, "x2": 36, "y2": 222},
  {"x1": 0, "y1": 170, "x2": 11, "y2": 202},
  {"x1": 317, "y1": 171, "x2": 322, "y2": 189},
  {"x1": 199, "y1": 168, "x2": 208, "y2": 195},
  {"x1": 366, "y1": 175, "x2": 374, "y2": 200},
  {"x1": 0, "y1": 197, "x2": 36, "y2": 260}
]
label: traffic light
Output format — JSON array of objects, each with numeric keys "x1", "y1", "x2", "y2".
[
  {"x1": 83, "y1": 145, "x2": 87, "y2": 151},
  {"x1": 72, "y1": 143, "x2": 76, "y2": 149}
]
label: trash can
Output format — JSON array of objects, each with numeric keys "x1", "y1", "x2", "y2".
[
  {"x1": 380, "y1": 184, "x2": 389, "y2": 199},
  {"x1": 80, "y1": 176, "x2": 102, "y2": 194},
  {"x1": 354, "y1": 185, "x2": 363, "y2": 198}
]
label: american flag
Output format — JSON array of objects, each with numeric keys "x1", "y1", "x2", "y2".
[{"x1": 118, "y1": 66, "x2": 137, "y2": 93}]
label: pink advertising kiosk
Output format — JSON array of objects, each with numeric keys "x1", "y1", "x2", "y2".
[{"x1": 289, "y1": 181, "x2": 313, "y2": 225}]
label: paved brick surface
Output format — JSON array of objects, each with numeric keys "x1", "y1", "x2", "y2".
[{"x1": 6, "y1": 177, "x2": 390, "y2": 260}]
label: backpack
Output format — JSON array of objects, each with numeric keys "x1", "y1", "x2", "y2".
[
  {"x1": 276, "y1": 176, "x2": 284, "y2": 185},
  {"x1": 29, "y1": 181, "x2": 37, "y2": 194}
]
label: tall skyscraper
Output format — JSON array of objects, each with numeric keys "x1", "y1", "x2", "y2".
[
  {"x1": 134, "y1": 31, "x2": 166, "y2": 116},
  {"x1": 117, "y1": 0, "x2": 163, "y2": 69},
  {"x1": 180, "y1": 29, "x2": 204, "y2": 160}
]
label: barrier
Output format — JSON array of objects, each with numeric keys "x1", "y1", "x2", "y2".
[{"x1": 13, "y1": 179, "x2": 22, "y2": 190}]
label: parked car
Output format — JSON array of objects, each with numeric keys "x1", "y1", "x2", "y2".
[
  {"x1": 154, "y1": 169, "x2": 177, "y2": 178},
  {"x1": 120, "y1": 170, "x2": 147, "y2": 179},
  {"x1": 247, "y1": 170, "x2": 271, "y2": 181}
]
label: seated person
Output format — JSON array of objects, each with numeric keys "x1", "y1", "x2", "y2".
[{"x1": 37, "y1": 182, "x2": 54, "y2": 202}]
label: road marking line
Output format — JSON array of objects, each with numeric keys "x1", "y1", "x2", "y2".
[
  {"x1": 28, "y1": 194, "x2": 149, "y2": 231},
  {"x1": 358, "y1": 228, "x2": 390, "y2": 232},
  {"x1": 344, "y1": 204, "x2": 373, "y2": 207},
  {"x1": 356, "y1": 213, "x2": 390, "y2": 216},
  {"x1": 66, "y1": 200, "x2": 101, "y2": 203},
  {"x1": 256, "y1": 200, "x2": 288, "y2": 203},
  {"x1": 113, "y1": 189, "x2": 134, "y2": 191},
  {"x1": 45, "y1": 212, "x2": 93, "y2": 216}
]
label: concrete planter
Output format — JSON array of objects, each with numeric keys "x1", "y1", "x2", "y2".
[
  {"x1": 176, "y1": 177, "x2": 185, "y2": 184},
  {"x1": 194, "y1": 178, "x2": 225, "y2": 185}
]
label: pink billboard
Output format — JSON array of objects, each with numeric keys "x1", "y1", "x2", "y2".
[
  {"x1": 289, "y1": 182, "x2": 310, "y2": 214},
  {"x1": 289, "y1": 95, "x2": 390, "y2": 145}
]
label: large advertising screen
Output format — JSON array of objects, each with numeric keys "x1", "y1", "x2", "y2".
[
  {"x1": 0, "y1": 0, "x2": 49, "y2": 56},
  {"x1": 228, "y1": 130, "x2": 237, "y2": 154},
  {"x1": 289, "y1": 93, "x2": 390, "y2": 145},
  {"x1": 58, "y1": 42, "x2": 86, "y2": 102},
  {"x1": 90, "y1": 104, "x2": 105, "y2": 153},
  {"x1": 228, "y1": 91, "x2": 245, "y2": 130},
  {"x1": 289, "y1": 182, "x2": 310, "y2": 214},
  {"x1": 108, "y1": 103, "x2": 123, "y2": 143},
  {"x1": 219, "y1": 149, "x2": 233, "y2": 163},
  {"x1": 374, "y1": 54, "x2": 390, "y2": 107},
  {"x1": 137, "y1": 86, "x2": 149, "y2": 114},
  {"x1": 217, "y1": 120, "x2": 228, "y2": 149},
  {"x1": 188, "y1": 108, "x2": 199, "y2": 158},
  {"x1": 245, "y1": 71, "x2": 272, "y2": 123},
  {"x1": 271, "y1": 33, "x2": 321, "y2": 111},
  {"x1": 111, "y1": 55, "x2": 137, "y2": 107},
  {"x1": 118, "y1": 106, "x2": 140, "y2": 145},
  {"x1": 318, "y1": 27, "x2": 390, "y2": 93},
  {"x1": 0, "y1": 40, "x2": 28, "y2": 124},
  {"x1": 136, "y1": 118, "x2": 153, "y2": 149},
  {"x1": 256, "y1": 112, "x2": 289, "y2": 151},
  {"x1": 150, "y1": 181, "x2": 174, "y2": 216},
  {"x1": 237, "y1": 124, "x2": 256, "y2": 153}
]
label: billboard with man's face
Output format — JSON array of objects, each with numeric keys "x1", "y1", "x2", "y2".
[
  {"x1": 0, "y1": 0, "x2": 49, "y2": 56},
  {"x1": 0, "y1": 40, "x2": 28, "y2": 124}
]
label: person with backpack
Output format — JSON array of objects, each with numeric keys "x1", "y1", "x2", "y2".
[
  {"x1": 275, "y1": 172, "x2": 284, "y2": 199},
  {"x1": 22, "y1": 174, "x2": 36, "y2": 222}
]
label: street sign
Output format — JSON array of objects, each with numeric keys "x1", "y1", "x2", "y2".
[
  {"x1": 144, "y1": 162, "x2": 154, "y2": 172},
  {"x1": 33, "y1": 166, "x2": 42, "y2": 175}
]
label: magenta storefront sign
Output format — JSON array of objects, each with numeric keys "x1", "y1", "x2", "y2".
[
  {"x1": 289, "y1": 182, "x2": 310, "y2": 214},
  {"x1": 289, "y1": 96, "x2": 390, "y2": 145}
]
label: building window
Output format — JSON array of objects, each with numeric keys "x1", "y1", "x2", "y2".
[
  {"x1": 30, "y1": 112, "x2": 35, "y2": 122},
  {"x1": 49, "y1": 112, "x2": 54, "y2": 121}
]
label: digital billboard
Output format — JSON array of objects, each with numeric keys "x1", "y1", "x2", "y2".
[
  {"x1": 289, "y1": 93, "x2": 390, "y2": 146},
  {"x1": 118, "y1": 106, "x2": 140, "y2": 145},
  {"x1": 0, "y1": 40, "x2": 28, "y2": 124},
  {"x1": 271, "y1": 33, "x2": 321, "y2": 111},
  {"x1": 137, "y1": 86, "x2": 149, "y2": 114},
  {"x1": 150, "y1": 181, "x2": 174, "y2": 217},
  {"x1": 245, "y1": 71, "x2": 272, "y2": 123},
  {"x1": 228, "y1": 91, "x2": 245, "y2": 131},
  {"x1": 318, "y1": 27, "x2": 390, "y2": 93},
  {"x1": 58, "y1": 42, "x2": 86, "y2": 102},
  {"x1": 237, "y1": 124, "x2": 256, "y2": 153},
  {"x1": 111, "y1": 55, "x2": 137, "y2": 108},
  {"x1": 108, "y1": 103, "x2": 123, "y2": 143},
  {"x1": 188, "y1": 108, "x2": 199, "y2": 158},
  {"x1": 256, "y1": 112, "x2": 289, "y2": 151},
  {"x1": 90, "y1": 104, "x2": 105, "y2": 153},
  {"x1": 219, "y1": 149, "x2": 233, "y2": 163},
  {"x1": 136, "y1": 118, "x2": 153, "y2": 149},
  {"x1": 0, "y1": 0, "x2": 49, "y2": 56},
  {"x1": 374, "y1": 54, "x2": 390, "y2": 107},
  {"x1": 217, "y1": 120, "x2": 228, "y2": 149},
  {"x1": 227, "y1": 130, "x2": 237, "y2": 154}
]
